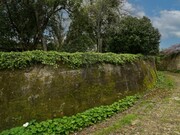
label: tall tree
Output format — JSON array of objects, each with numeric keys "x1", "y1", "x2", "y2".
[
  {"x1": 0, "y1": 4, "x2": 18, "y2": 51},
  {"x1": 0, "y1": 0, "x2": 68, "y2": 51},
  {"x1": 108, "y1": 16, "x2": 161, "y2": 55},
  {"x1": 47, "y1": 10, "x2": 69, "y2": 51},
  {"x1": 64, "y1": 1, "x2": 96, "y2": 52},
  {"x1": 85, "y1": 0, "x2": 123, "y2": 52},
  {"x1": 64, "y1": 0, "x2": 123, "y2": 52}
]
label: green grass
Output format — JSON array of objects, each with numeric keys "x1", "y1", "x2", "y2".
[
  {"x1": 155, "y1": 71, "x2": 174, "y2": 89},
  {"x1": 94, "y1": 114, "x2": 137, "y2": 135}
]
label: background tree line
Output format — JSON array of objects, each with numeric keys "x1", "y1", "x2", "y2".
[{"x1": 0, "y1": 0, "x2": 160, "y2": 54}]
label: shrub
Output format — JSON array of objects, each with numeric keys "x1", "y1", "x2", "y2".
[{"x1": 108, "y1": 16, "x2": 160, "y2": 55}]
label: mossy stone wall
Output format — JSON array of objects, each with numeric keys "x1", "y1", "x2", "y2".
[
  {"x1": 158, "y1": 54, "x2": 180, "y2": 71},
  {"x1": 0, "y1": 60, "x2": 156, "y2": 131}
]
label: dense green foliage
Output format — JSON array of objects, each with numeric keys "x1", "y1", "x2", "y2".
[
  {"x1": 63, "y1": 3, "x2": 95, "y2": 52},
  {"x1": 108, "y1": 16, "x2": 160, "y2": 55},
  {"x1": 0, "y1": 96, "x2": 139, "y2": 135},
  {"x1": 0, "y1": 1, "x2": 161, "y2": 55},
  {"x1": 0, "y1": 0, "x2": 75, "y2": 51},
  {"x1": 0, "y1": 51, "x2": 142, "y2": 69},
  {"x1": 0, "y1": 0, "x2": 123, "y2": 52},
  {"x1": 0, "y1": 5, "x2": 18, "y2": 51}
]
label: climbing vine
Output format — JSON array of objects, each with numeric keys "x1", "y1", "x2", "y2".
[{"x1": 0, "y1": 51, "x2": 143, "y2": 69}]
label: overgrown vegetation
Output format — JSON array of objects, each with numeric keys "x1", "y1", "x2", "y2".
[
  {"x1": 0, "y1": 1, "x2": 160, "y2": 54},
  {"x1": 93, "y1": 72, "x2": 174, "y2": 135},
  {"x1": 155, "y1": 72, "x2": 174, "y2": 89},
  {"x1": 0, "y1": 70, "x2": 174, "y2": 135},
  {"x1": 88, "y1": 72, "x2": 176, "y2": 135},
  {"x1": 0, "y1": 51, "x2": 142, "y2": 69},
  {"x1": 157, "y1": 44, "x2": 180, "y2": 72},
  {"x1": 0, "y1": 96, "x2": 139, "y2": 135},
  {"x1": 108, "y1": 16, "x2": 160, "y2": 55},
  {"x1": 0, "y1": 0, "x2": 123, "y2": 52}
]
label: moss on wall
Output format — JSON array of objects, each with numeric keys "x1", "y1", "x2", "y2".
[
  {"x1": 0, "y1": 60, "x2": 156, "y2": 131},
  {"x1": 157, "y1": 54, "x2": 180, "y2": 72}
]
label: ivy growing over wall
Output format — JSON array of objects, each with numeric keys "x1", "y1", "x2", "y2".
[{"x1": 0, "y1": 51, "x2": 143, "y2": 69}]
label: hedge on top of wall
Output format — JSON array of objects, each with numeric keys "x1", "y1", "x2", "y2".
[{"x1": 0, "y1": 51, "x2": 143, "y2": 69}]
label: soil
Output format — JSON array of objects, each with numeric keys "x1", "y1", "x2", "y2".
[{"x1": 73, "y1": 72, "x2": 180, "y2": 135}]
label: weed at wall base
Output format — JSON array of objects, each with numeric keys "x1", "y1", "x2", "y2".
[{"x1": 0, "y1": 95, "x2": 139, "y2": 135}]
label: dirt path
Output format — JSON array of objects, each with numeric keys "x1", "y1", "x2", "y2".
[{"x1": 73, "y1": 72, "x2": 180, "y2": 135}]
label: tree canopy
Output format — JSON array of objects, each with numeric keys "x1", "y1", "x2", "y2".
[
  {"x1": 108, "y1": 16, "x2": 161, "y2": 55},
  {"x1": 0, "y1": 0, "x2": 161, "y2": 54},
  {"x1": 0, "y1": 0, "x2": 70, "y2": 51}
]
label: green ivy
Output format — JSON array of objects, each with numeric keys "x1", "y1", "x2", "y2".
[
  {"x1": 0, "y1": 51, "x2": 143, "y2": 69},
  {"x1": 0, "y1": 95, "x2": 139, "y2": 135}
]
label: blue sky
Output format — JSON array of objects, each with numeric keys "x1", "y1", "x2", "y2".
[{"x1": 126, "y1": 0, "x2": 180, "y2": 49}]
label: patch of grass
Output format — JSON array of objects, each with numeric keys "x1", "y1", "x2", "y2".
[
  {"x1": 94, "y1": 114, "x2": 137, "y2": 135},
  {"x1": 140, "y1": 100, "x2": 155, "y2": 112},
  {"x1": 155, "y1": 72, "x2": 174, "y2": 89}
]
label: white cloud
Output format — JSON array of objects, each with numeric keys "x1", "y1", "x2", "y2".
[
  {"x1": 152, "y1": 10, "x2": 180, "y2": 39},
  {"x1": 121, "y1": 1, "x2": 145, "y2": 18},
  {"x1": 171, "y1": 31, "x2": 180, "y2": 37}
]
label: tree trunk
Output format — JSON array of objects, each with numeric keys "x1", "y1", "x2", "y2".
[
  {"x1": 98, "y1": 38, "x2": 102, "y2": 52},
  {"x1": 42, "y1": 36, "x2": 47, "y2": 51},
  {"x1": 96, "y1": 0, "x2": 103, "y2": 52}
]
